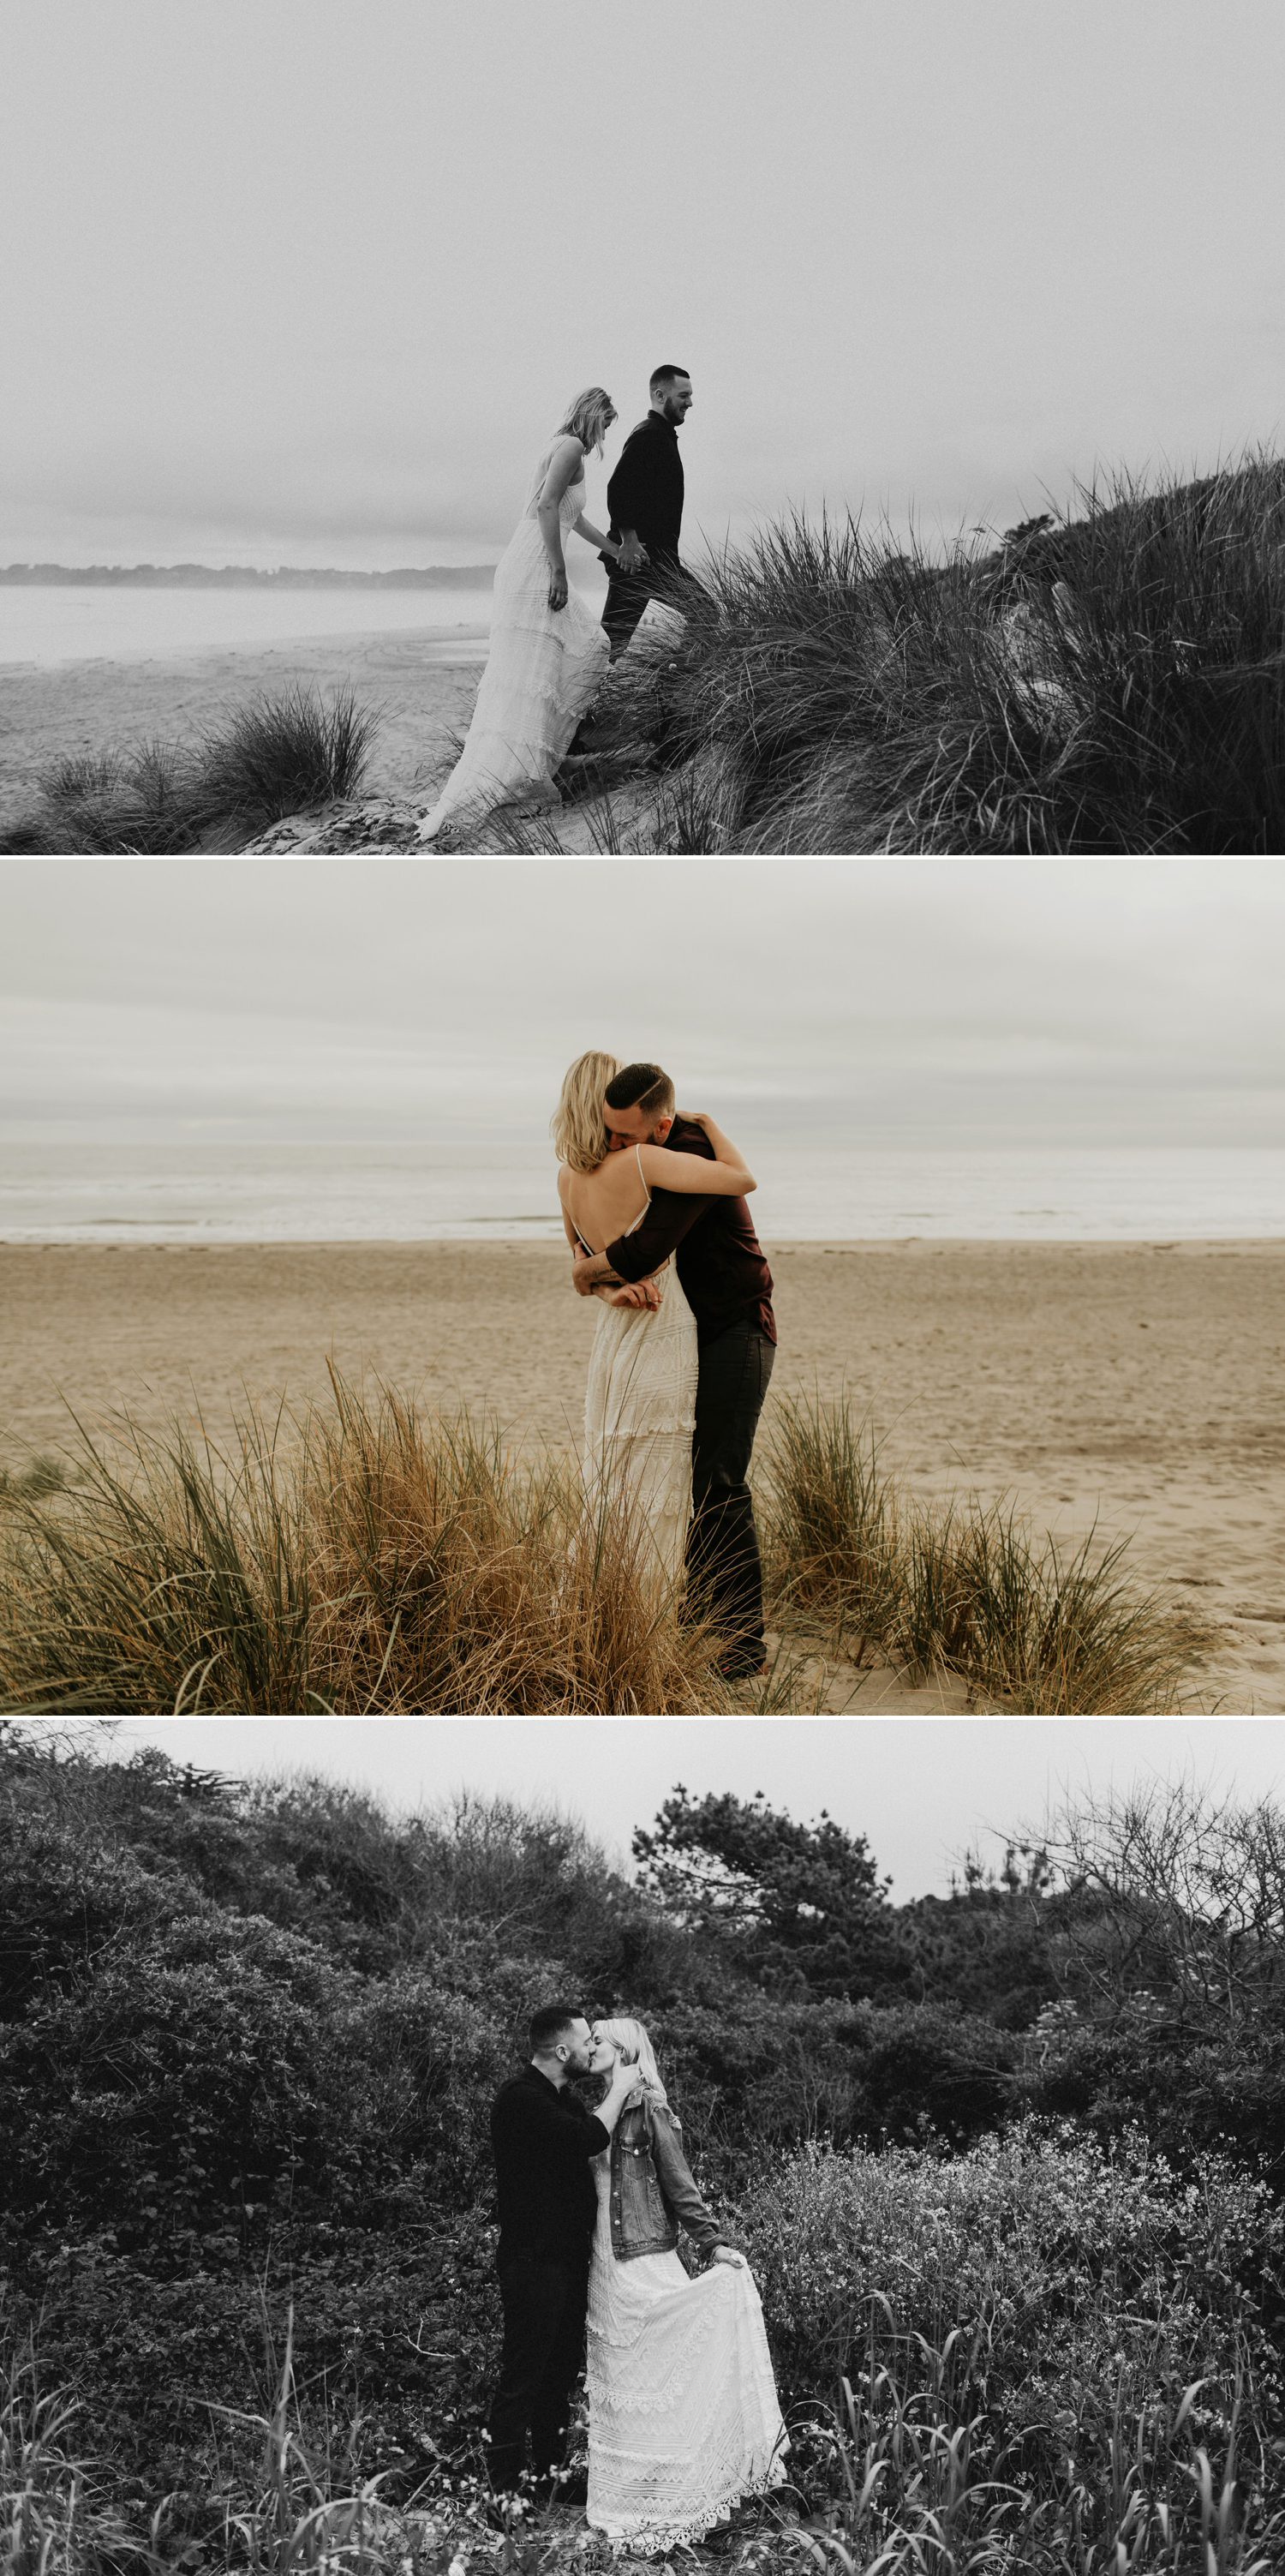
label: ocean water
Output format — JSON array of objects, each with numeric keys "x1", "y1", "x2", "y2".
[
  {"x1": 2, "y1": 1139, "x2": 1281, "y2": 1244},
  {"x1": 0, "y1": 583, "x2": 494, "y2": 666}
]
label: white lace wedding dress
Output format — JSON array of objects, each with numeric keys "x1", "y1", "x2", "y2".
[
  {"x1": 585, "y1": 2157, "x2": 788, "y2": 2552},
  {"x1": 579, "y1": 1149, "x2": 697, "y2": 1585},
  {"x1": 418, "y1": 442, "x2": 610, "y2": 842}
]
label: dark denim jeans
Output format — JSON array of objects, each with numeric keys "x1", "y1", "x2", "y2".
[
  {"x1": 686, "y1": 1323, "x2": 775, "y2": 1664},
  {"x1": 487, "y1": 2256, "x2": 587, "y2": 2493}
]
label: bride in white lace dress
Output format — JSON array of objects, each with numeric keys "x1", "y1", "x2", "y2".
[
  {"x1": 583, "y1": 2017, "x2": 787, "y2": 2554},
  {"x1": 552, "y1": 1053, "x2": 756, "y2": 1585},
  {"x1": 416, "y1": 388, "x2": 630, "y2": 845}
]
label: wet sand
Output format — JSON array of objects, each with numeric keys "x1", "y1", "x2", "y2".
[
  {"x1": 2, "y1": 1239, "x2": 1281, "y2": 1713},
  {"x1": 0, "y1": 627, "x2": 489, "y2": 832}
]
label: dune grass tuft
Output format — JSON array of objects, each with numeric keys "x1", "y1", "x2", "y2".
[
  {"x1": 0, "y1": 686, "x2": 379, "y2": 854},
  {"x1": 8, "y1": 737, "x2": 205, "y2": 852},
  {"x1": 759, "y1": 1388, "x2": 1206, "y2": 1712},
  {"x1": 197, "y1": 684, "x2": 378, "y2": 827},
  {"x1": 0, "y1": 1372, "x2": 736, "y2": 1716}
]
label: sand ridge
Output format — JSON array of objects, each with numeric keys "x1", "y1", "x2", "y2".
[{"x1": 1, "y1": 1239, "x2": 1281, "y2": 1713}]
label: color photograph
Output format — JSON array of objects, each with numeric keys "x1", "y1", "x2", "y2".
[{"x1": 2, "y1": 855, "x2": 1282, "y2": 1717}]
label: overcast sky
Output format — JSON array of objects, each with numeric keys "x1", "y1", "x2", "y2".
[
  {"x1": 3, "y1": 858, "x2": 1283, "y2": 1148},
  {"x1": 109, "y1": 1715, "x2": 1285, "y2": 1902},
  {"x1": 4, "y1": 0, "x2": 1283, "y2": 566}
]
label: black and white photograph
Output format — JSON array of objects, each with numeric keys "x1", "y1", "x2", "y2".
[
  {"x1": 3, "y1": 5, "x2": 1285, "y2": 2575},
  {"x1": 3, "y1": 0, "x2": 1285, "y2": 854},
  {"x1": 3, "y1": 1711, "x2": 1285, "y2": 2571}
]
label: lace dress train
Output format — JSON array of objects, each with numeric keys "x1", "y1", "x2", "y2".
[
  {"x1": 419, "y1": 445, "x2": 610, "y2": 841},
  {"x1": 585, "y1": 2160, "x2": 788, "y2": 2553}
]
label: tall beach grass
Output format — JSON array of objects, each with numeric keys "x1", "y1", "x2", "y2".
[
  {"x1": 572, "y1": 452, "x2": 1285, "y2": 854},
  {"x1": 0, "y1": 1372, "x2": 737, "y2": 1716},
  {"x1": 0, "y1": 1379, "x2": 1208, "y2": 1716},
  {"x1": 758, "y1": 1389, "x2": 1204, "y2": 1713}
]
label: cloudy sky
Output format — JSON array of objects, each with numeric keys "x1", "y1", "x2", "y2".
[
  {"x1": 111, "y1": 1715, "x2": 1284, "y2": 1901},
  {"x1": 2, "y1": 857, "x2": 1283, "y2": 1151},
  {"x1": 4, "y1": 0, "x2": 1282, "y2": 566}
]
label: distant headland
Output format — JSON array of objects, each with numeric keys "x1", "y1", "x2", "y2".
[{"x1": 0, "y1": 562, "x2": 496, "y2": 588}]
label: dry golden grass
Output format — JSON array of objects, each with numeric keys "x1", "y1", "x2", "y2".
[
  {"x1": 0, "y1": 1369, "x2": 736, "y2": 1716},
  {"x1": 758, "y1": 1389, "x2": 1211, "y2": 1714},
  {"x1": 0, "y1": 1375, "x2": 1213, "y2": 1718}
]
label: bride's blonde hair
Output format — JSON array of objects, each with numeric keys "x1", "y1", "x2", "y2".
[
  {"x1": 558, "y1": 386, "x2": 616, "y2": 459},
  {"x1": 596, "y1": 2015, "x2": 668, "y2": 2103},
  {"x1": 551, "y1": 1050, "x2": 621, "y2": 1174}
]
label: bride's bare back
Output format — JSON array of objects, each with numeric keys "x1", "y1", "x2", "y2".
[
  {"x1": 559, "y1": 1119, "x2": 756, "y2": 1258},
  {"x1": 562, "y1": 1145, "x2": 652, "y2": 1255}
]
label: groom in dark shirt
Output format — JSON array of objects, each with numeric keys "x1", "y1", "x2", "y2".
[
  {"x1": 571, "y1": 1063, "x2": 776, "y2": 1681},
  {"x1": 487, "y1": 2004, "x2": 633, "y2": 2500},
  {"x1": 599, "y1": 364, "x2": 696, "y2": 661}
]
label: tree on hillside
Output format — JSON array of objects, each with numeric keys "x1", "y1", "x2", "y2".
[{"x1": 633, "y1": 1786, "x2": 907, "y2": 2000}]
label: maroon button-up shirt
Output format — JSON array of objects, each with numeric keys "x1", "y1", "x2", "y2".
[{"x1": 603, "y1": 1115, "x2": 776, "y2": 1349}]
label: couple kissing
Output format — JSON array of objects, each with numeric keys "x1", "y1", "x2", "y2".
[{"x1": 487, "y1": 2004, "x2": 787, "y2": 2551}]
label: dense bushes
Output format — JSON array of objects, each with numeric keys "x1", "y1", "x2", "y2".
[{"x1": 738, "y1": 2124, "x2": 1284, "y2": 2443}]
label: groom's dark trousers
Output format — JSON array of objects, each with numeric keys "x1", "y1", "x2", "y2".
[
  {"x1": 688, "y1": 1319, "x2": 775, "y2": 1661},
  {"x1": 601, "y1": 1117, "x2": 777, "y2": 1669},
  {"x1": 487, "y1": 2065, "x2": 610, "y2": 2494}
]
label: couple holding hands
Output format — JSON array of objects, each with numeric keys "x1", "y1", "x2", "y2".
[{"x1": 418, "y1": 368, "x2": 697, "y2": 843}]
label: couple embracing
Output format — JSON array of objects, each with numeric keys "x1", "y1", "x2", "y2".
[
  {"x1": 553, "y1": 1054, "x2": 775, "y2": 1682},
  {"x1": 487, "y1": 2004, "x2": 787, "y2": 2553},
  {"x1": 418, "y1": 368, "x2": 697, "y2": 844}
]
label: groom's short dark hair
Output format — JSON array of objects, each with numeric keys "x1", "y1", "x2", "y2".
[
  {"x1": 529, "y1": 2002, "x2": 583, "y2": 2053},
  {"x1": 649, "y1": 364, "x2": 690, "y2": 392},
  {"x1": 605, "y1": 1063, "x2": 675, "y2": 1119}
]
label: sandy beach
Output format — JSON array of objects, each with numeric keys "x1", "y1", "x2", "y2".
[
  {"x1": 2, "y1": 1239, "x2": 1281, "y2": 1714},
  {"x1": 0, "y1": 626, "x2": 489, "y2": 834}
]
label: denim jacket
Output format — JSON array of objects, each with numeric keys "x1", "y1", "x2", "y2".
[{"x1": 607, "y1": 2089, "x2": 729, "y2": 2263}]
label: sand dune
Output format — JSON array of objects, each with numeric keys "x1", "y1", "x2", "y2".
[{"x1": 2, "y1": 1239, "x2": 1280, "y2": 1714}]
